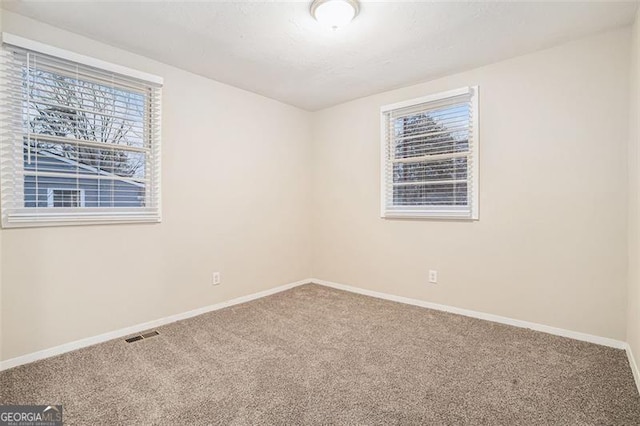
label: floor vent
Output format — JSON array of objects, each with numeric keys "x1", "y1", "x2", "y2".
[{"x1": 125, "y1": 330, "x2": 159, "y2": 343}]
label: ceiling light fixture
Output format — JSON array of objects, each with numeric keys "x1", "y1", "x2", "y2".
[{"x1": 310, "y1": 0, "x2": 359, "y2": 30}]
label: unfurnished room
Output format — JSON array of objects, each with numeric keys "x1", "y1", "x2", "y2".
[{"x1": 0, "y1": 0, "x2": 639, "y2": 424}]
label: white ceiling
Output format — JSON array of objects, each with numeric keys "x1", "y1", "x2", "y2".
[{"x1": 2, "y1": 1, "x2": 638, "y2": 111}]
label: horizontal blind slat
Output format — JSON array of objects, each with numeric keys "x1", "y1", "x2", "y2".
[{"x1": 25, "y1": 134, "x2": 150, "y2": 153}]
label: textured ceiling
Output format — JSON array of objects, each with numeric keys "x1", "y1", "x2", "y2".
[{"x1": 2, "y1": 1, "x2": 638, "y2": 111}]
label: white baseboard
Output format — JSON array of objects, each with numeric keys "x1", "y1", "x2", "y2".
[
  {"x1": 0, "y1": 279, "x2": 309, "y2": 372},
  {"x1": 627, "y1": 344, "x2": 640, "y2": 394},
  {"x1": 1, "y1": 277, "x2": 630, "y2": 373},
  {"x1": 311, "y1": 278, "x2": 627, "y2": 350}
]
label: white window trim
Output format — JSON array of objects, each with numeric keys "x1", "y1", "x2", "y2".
[
  {"x1": 0, "y1": 34, "x2": 163, "y2": 228},
  {"x1": 47, "y1": 188, "x2": 86, "y2": 208},
  {"x1": 1, "y1": 33, "x2": 163, "y2": 86},
  {"x1": 380, "y1": 86, "x2": 479, "y2": 220}
]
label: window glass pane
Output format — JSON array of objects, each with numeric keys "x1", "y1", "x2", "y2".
[
  {"x1": 21, "y1": 66, "x2": 150, "y2": 211},
  {"x1": 393, "y1": 104, "x2": 470, "y2": 159},
  {"x1": 26, "y1": 69, "x2": 146, "y2": 149},
  {"x1": 23, "y1": 142, "x2": 144, "y2": 178},
  {"x1": 393, "y1": 183, "x2": 468, "y2": 206},
  {"x1": 391, "y1": 103, "x2": 470, "y2": 207},
  {"x1": 393, "y1": 158, "x2": 467, "y2": 184}
]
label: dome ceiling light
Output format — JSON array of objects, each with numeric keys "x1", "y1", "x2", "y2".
[{"x1": 310, "y1": 0, "x2": 359, "y2": 30}]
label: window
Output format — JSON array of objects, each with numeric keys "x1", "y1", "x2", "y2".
[
  {"x1": 380, "y1": 87, "x2": 479, "y2": 220},
  {"x1": 47, "y1": 189, "x2": 85, "y2": 208},
  {"x1": 0, "y1": 34, "x2": 162, "y2": 227}
]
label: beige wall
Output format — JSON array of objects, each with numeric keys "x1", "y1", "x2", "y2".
[
  {"x1": 311, "y1": 28, "x2": 631, "y2": 341},
  {"x1": 628, "y1": 10, "x2": 640, "y2": 365},
  {"x1": 0, "y1": 12, "x2": 636, "y2": 362},
  {"x1": 0, "y1": 12, "x2": 312, "y2": 361}
]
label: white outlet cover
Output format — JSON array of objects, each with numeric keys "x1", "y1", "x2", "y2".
[{"x1": 428, "y1": 270, "x2": 438, "y2": 283}]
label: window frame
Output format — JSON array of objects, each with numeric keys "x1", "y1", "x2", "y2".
[
  {"x1": 0, "y1": 33, "x2": 163, "y2": 228},
  {"x1": 47, "y1": 188, "x2": 86, "y2": 208},
  {"x1": 379, "y1": 86, "x2": 479, "y2": 220}
]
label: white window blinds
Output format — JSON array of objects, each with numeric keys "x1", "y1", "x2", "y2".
[
  {"x1": 380, "y1": 87, "x2": 479, "y2": 220},
  {"x1": 0, "y1": 34, "x2": 162, "y2": 227}
]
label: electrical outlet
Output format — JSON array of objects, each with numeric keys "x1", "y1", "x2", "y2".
[
  {"x1": 212, "y1": 272, "x2": 221, "y2": 286},
  {"x1": 428, "y1": 270, "x2": 438, "y2": 284}
]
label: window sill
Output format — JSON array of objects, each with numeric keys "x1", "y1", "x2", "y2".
[
  {"x1": 382, "y1": 210, "x2": 478, "y2": 221},
  {"x1": 2, "y1": 210, "x2": 161, "y2": 228}
]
